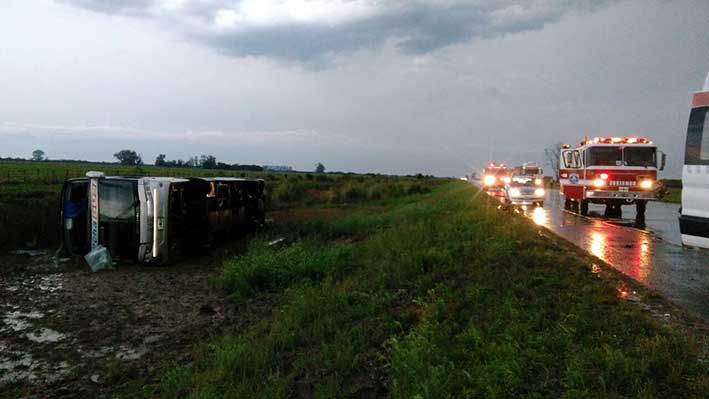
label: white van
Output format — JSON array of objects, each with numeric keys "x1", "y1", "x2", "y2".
[{"x1": 680, "y1": 73, "x2": 709, "y2": 249}]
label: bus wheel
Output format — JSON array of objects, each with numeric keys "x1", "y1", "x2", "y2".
[
  {"x1": 635, "y1": 200, "x2": 647, "y2": 222},
  {"x1": 580, "y1": 200, "x2": 589, "y2": 216}
]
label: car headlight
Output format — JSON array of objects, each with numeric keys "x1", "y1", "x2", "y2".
[
  {"x1": 509, "y1": 188, "x2": 521, "y2": 197},
  {"x1": 593, "y1": 179, "x2": 605, "y2": 188},
  {"x1": 534, "y1": 188, "x2": 545, "y2": 197},
  {"x1": 484, "y1": 175, "x2": 496, "y2": 186},
  {"x1": 502, "y1": 177, "x2": 511, "y2": 183},
  {"x1": 640, "y1": 180, "x2": 653, "y2": 189},
  {"x1": 534, "y1": 178, "x2": 542, "y2": 185}
]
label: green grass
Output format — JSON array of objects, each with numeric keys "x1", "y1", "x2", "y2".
[
  {"x1": 661, "y1": 187, "x2": 681, "y2": 204},
  {"x1": 126, "y1": 182, "x2": 707, "y2": 398}
]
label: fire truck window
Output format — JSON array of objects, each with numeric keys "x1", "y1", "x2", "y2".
[
  {"x1": 684, "y1": 107, "x2": 709, "y2": 164},
  {"x1": 587, "y1": 147, "x2": 622, "y2": 166},
  {"x1": 624, "y1": 147, "x2": 656, "y2": 167},
  {"x1": 563, "y1": 151, "x2": 581, "y2": 168}
]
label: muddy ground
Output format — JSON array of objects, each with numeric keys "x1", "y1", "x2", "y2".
[{"x1": 0, "y1": 244, "x2": 247, "y2": 398}]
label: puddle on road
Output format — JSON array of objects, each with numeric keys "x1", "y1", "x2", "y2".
[
  {"x1": 26, "y1": 328, "x2": 65, "y2": 343},
  {"x1": 0, "y1": 349, "x2": 71, "y2": 386},
  {"x1": 38, "y1": 274, "x2": 64, "y2": 293},
  {"x1": 115, "y1": 345, "x2": 148, "y2": 361},
  {"x1": 1, "y1": 311, "x2": 45, "y2": 333}
]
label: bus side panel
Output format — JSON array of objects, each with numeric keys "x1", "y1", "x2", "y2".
[{"x1": 681, "y1": 165, "x2": 709, "y2": 219}]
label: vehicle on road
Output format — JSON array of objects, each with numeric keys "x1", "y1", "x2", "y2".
[
  {"x1": 559, "y1": 136, "x2": 665, "y2": 222},
  {"x1": 60, "y1": 172, "x2": 265, "y2": 263},
  {"x1": 480, "y1": 162, "x2": 511, "y2": 201},
  {"x1": 504, "y1": 163, "x2": 545, "y2": 207},
  {"x1": 680, "y1": 73, "x2": 709, "y2": 249},
  {"x1": 504, "y1": 178, "x2": 545, "y2": 207}
]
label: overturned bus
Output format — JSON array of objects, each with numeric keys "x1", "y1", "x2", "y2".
[{"x1": 60, "y1": 172, "x2": 265, "y2": 263}]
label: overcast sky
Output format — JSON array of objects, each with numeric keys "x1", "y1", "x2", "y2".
[{"x1": 1, "y1": 0, "x2": 708, "y2": 177}]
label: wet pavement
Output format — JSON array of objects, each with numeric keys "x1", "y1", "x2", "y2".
[{"x1": 519, "y1": 190, "x2": 708, "y2": 322}]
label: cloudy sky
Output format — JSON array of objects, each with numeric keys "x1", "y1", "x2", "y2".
[{"x1": 1, "y1": 0, "x2": 708, "y2": 177}]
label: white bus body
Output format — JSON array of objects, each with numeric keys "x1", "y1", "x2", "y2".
[{"x1": 680, "y1": 74, "x2": 709, "y2": 249}]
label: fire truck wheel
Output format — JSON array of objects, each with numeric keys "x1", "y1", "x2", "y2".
[
  {"x1": 604, "y1": 204, "x2": 615, "y2": 218},
  {"x1": 571, "y1": 200, "x2": 580, "y2": 214},
  {"x1": 580, "y1": 200, "x2": 589, "y2": 216},
  {"x1": 604, "y1": 204, "x2": 622, "y2": 218},
  {"x1": 635, "y1": 200, "x2": 647, "y2": 221}
]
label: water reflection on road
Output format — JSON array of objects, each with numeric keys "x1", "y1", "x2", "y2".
[{"x1": 518, "y1": 190, "x2": 709, "y2": 322}]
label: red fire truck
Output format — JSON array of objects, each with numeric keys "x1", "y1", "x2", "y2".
[
  {"x1": 480, "y1": 162, "x2": 511, "y2": 199},
  {"x1": 559, "y1": 137, "x2": 665, "y2": 221}
]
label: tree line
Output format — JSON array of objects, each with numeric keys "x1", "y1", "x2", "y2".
[{"x1": 15, "y1": 149, "x2": 330, "y2": 173}]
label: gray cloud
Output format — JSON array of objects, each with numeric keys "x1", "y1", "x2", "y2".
[
  {"x1": 60, "y1": 0, "x2": 609, "y2": 63},
  {"x1": 59, "y1": 0, "x2": 153, "y2": 15}
]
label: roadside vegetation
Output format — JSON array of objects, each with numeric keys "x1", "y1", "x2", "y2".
[
  {"x1": 114, "y1": 182, "x2": 707, "y2": 398},
  {"x1": 657, "y1": 179, "x2": 682, "y2": 204}
]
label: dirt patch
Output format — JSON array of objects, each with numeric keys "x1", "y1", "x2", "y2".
[{"x1": 0, "y1": 246, "x2": 243, "y2": 398}]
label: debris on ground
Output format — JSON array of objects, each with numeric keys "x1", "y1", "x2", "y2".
[
  {"x1": 10, "y1": 249, "x2": 46, "y2": 257},
  {"x1": 83, "y1": 246, "x2": 113, "y2": 273}
]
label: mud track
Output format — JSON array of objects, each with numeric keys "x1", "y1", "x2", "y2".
[{"x1": 0, "y1": 246, "x2": 243, "y2": 398}]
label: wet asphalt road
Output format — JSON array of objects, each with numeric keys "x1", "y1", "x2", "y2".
[{"x1": 521, "y1": 189, "x2": 708, "y2": 322}]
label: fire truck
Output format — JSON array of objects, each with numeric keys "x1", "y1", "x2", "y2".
[
  {"x1": 480, "y1": 162, "x2": 511, "y2": 199},
  {"x1": 559, "y1": 137, "x2": 665, "y2": 221}
]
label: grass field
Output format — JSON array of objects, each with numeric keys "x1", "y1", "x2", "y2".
[
  {"x1": 0, "y1": 160, "x2": 438, "y2": 250},
  {"x1": 661, "y1": 187, "x2": 681, "y2": 204},
  {"x1": 108, "y1": 182, "x2": 707, "y2": 398}
]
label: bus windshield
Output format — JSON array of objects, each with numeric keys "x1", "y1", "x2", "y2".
[
  {"x1": 685, "y1": 106, "x2": 709, "y2": 165},
  {"x1": 99, "y1": 180, "x2": 137, "y2": 222},
  {"x1": 624, "y1": 147, "x2": 656, "y2": 167},
  {"x1": 587, "y1": 147, "x2": 622, "y2": 166}
]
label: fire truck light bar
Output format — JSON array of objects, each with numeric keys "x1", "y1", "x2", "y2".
[{"x1": 583, "y1": 137, "x2": 652, "y2": 145}]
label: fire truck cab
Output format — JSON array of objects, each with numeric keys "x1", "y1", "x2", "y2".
[
  {"x1": 679, "y1": 73, "x2": 709, "y2": 249},
  {"x1": 481, "y1": 162, "x2": 511, "y2": 200},
  {"x1": 559, "y1": 137, "x2": 665, "y2": 221}
]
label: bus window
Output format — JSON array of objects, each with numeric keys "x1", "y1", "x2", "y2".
[
  {"x1": 685, "y1": 107, "x2": 709, "y2": 165},
  {"x1": 216, "y1": 184, "x2": 229, "y2": 209}
]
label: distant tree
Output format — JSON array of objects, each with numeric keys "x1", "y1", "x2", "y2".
[
  {"x1": 544, "y1": 142, "x2": 564, "y2": 179},
  {"x1": 31, "y1": 149, "x2": 45, "y2": 161},
  {"x1": 199, "y1": 155, "x2": 217, "y2": 169},
  {"x1": 113, "y1": 149, "x2": 142, "y2": 166},
  {"x1": 155, "y1": 154, "x2": 166, "y2": 166},
  {"x1": 315, "y1": 162, "x2": 326, "y2": 173}
]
